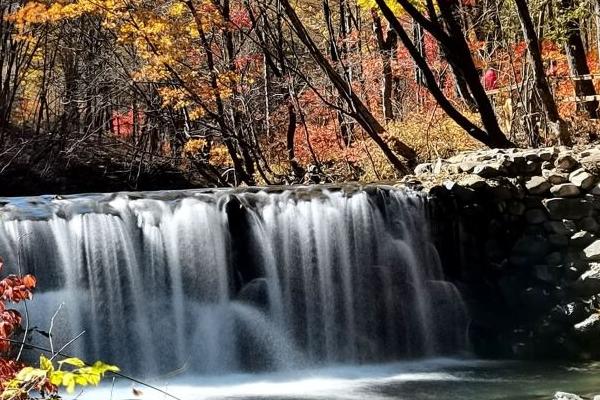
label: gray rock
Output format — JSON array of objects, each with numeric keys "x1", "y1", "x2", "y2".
[
  {"x1": 524, "y1": 160, "x2": 540, "y2": 174},
  {"x1": 590, "y1": 183, "x2": 600, "y2": 196},
  {"x1": 474, "y1": 164, "x2": 502, "y2": 178},
  {"x1": 446, "y1": 164, "x2": 461, "y2": 174},
  {"x1": 546, "y1": 252, "x2": 563, "y2": 266},
  {"x1": 574, "y1": 313, "x2": 600, "y2": 336},
  {"x1": 533, "y1": 264, "x2": 554, "y2": 282},
  {"x1": 550, "y1": 183, "x2": 581, "y2": 198},
  {"x1": 573, "y1": 263, "x2": 600, "y2": 295},
  {"x1": 553, "y1": 392, "x2": 584, "y2": 400},
  {"x1": 525, "y1": 209, "x2": 548, "y2": 224},
  {"x1": 539, "y1": 148, "x2": 557, "y2": 161},
  {"x1": 525, "y1": 176, "x2": 551, "y2": 194},
  {"x1": 555, "y1": 154, "x2": 579, "y2": 172},
  {"x1": 414, "y1": 163, "x2": 432, "y2": 175},
  {"x1": 543, "y1": 198, "x2": 593, "y2": 220},
  {"x1": 571, "y1": 231, "x2": 596, "y2": 248},
  {"x1": 543, "y1": 168, "x2": 569, "y2": 184},
  {"x1": 432, "y1": 159, "x2": 446, "y2": 174},
  {"x1": 459, "y1": 162, "x2": 478, "y2": 173},
  {"x1": 511, "y1": 235, "x2": 550, "y2": 264},
  {"x1": 508, "y1": 201, "x2": 526, "y2": 216},
  {"x1": 577, "y1": 216, "x2": 599, "y2": 232},
  {"x1": 584, "y1": 241, "x2": 600, "y2": 261},
  {"x1": 544, "y1": 221, "x2": 573, "y2": 235},
  {"x1": 457, "y1": 174, "x2": 487, "y2": 190},
  {"x1": 580, "y1": 153, "x2": 600, "y2": 175},
  {"x1": 569, "y1": 168, "x2": 596, "y2": 189},
  {"x1": 549, "y1": 234, "x2": 569, "y2": 247}
]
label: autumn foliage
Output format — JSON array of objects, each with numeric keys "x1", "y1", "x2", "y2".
[{"x1": 0, "y1": 258, "x2": 37, "y2": 392}]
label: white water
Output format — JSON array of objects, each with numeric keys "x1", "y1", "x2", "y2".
[{"x1": 0, "y1": 186, "x2": 468, "y2": 376}]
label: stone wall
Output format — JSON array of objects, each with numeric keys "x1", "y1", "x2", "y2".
[{"x1": 408, "y1": 145, "x2": 600, "y2": 359}]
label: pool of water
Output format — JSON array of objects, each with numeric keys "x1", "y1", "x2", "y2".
[{"x1": 82, "y1": 359, "x2": 600, "y2": 400}]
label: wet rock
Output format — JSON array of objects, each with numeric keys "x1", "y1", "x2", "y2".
[
  {"x1": 569, "y1": 168, "x2": 596, "y2": 190},
  {"x1": 526, "y1": 176, "x2": 551, "y2": 194},
  {"x1": 571, "y1": 231, "x2": 596, "y2": 248},
  {"x1": 573, "y1": 263, "x2": 600, "y2": 295},
  {"x1": 574, "y1": 314, "x2": 600, "y2": 337},
  {"x1": 543, "y1": 198, "x2": 593, "y2": 220},
  {"x1": 555, "y1": 155, "x2": 579, "y2": 172},
  {"x1": 237, "y1": 278, "x2": 270, "y2": 309},
  {"x1": 553, "y1": 392, "x2": 584, "y2": 400},
  {"x1": 550, "y1": 183, "x2": 580, "y2": 198}
]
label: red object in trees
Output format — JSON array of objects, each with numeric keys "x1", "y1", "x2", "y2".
[{"x1": 483, "y1": 69, "x2": 498, "y2": 90}]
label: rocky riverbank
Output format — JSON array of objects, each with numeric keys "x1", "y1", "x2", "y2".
[{"x1": 405, "y1": 145, "x2": 600, "y2": 359}]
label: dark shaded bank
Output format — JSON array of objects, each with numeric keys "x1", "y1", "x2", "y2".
[{"x1": 0, "y1": 129, "x2": 205, "y2": 196}]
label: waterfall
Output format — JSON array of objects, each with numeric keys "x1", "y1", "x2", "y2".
[{"x1": 0, "y1": 186, "x2": 468, "y2": 376}]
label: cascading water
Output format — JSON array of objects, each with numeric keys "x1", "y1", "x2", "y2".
[{"x1": 0, "y1": 186, "x2": 468, "y2": 376}]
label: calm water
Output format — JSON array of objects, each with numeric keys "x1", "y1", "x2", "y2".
[{"x1": 84, "y1": 359, "x2": 600, "y2": 400}]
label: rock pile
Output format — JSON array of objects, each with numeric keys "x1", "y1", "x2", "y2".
[{"x1": 408, "y1": 145, "x2": 600, "y2": 359}]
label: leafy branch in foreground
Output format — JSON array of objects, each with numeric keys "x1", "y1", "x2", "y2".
[{"x1": 0, "y1": 257, "x2": 118, "y2": 399}]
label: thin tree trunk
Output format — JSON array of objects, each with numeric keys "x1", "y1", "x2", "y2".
[
  {"x1": 514, "y1": 0, "x2": 571, "y2": 145},
  {"x1": 560, "y1": 0, "x2": 599, "y2": 118},
  {"x1": 281, "y1": 0, "x2": 415, "y2": 172}
]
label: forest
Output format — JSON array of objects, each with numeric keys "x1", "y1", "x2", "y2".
[{"x1": 2, "y1": 0, "x2": 600, "y2": 189}]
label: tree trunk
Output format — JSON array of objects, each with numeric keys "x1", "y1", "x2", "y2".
[
  {"x1": 372, "y1": 10, "x2": 396, "y2": 121},
  {"x1": 560, "y1": 0, "x2": 599, "y2": 118},
  {"x1": 375, "y1": 0, "x2": 513, "y2": 148},
  {"x1": 514, "y1": 0, "x2": 571, "y2": 145},
  {"x1": 281, "y1": 0, "x2": 415, "y2": 172}
]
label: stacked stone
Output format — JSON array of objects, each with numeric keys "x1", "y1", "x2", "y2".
[{"x1": 410, "y1": 145, "x2": 600, "y2": 359}]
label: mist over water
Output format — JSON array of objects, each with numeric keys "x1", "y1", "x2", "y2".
[{"x1": 0, "y1": 187, "x2": 467, "y2": 378}]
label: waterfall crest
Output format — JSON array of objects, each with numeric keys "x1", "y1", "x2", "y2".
[{"x1": 0, "y1": 186, "x2": 468, "y2": 375}]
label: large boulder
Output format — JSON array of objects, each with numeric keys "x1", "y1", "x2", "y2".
[{"x1": 542, "y1": 198, "x2": 593, "y2": 220}]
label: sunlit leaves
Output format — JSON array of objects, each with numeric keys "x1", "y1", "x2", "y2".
[{"x1": 2, "y1": 355, "x2": 119, "y2": 397}]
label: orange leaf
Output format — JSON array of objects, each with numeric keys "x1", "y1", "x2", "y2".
[{"x1": 22, "y1": 275, "x2": 36, "y2": 289}]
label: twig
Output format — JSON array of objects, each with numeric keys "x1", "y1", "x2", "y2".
[
  {"x1": 48, "y1": 303, "x2": 65, "y2": 357},
  {"x1": 48, "y1": 330, "x2": 86, "y2": 362}
]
